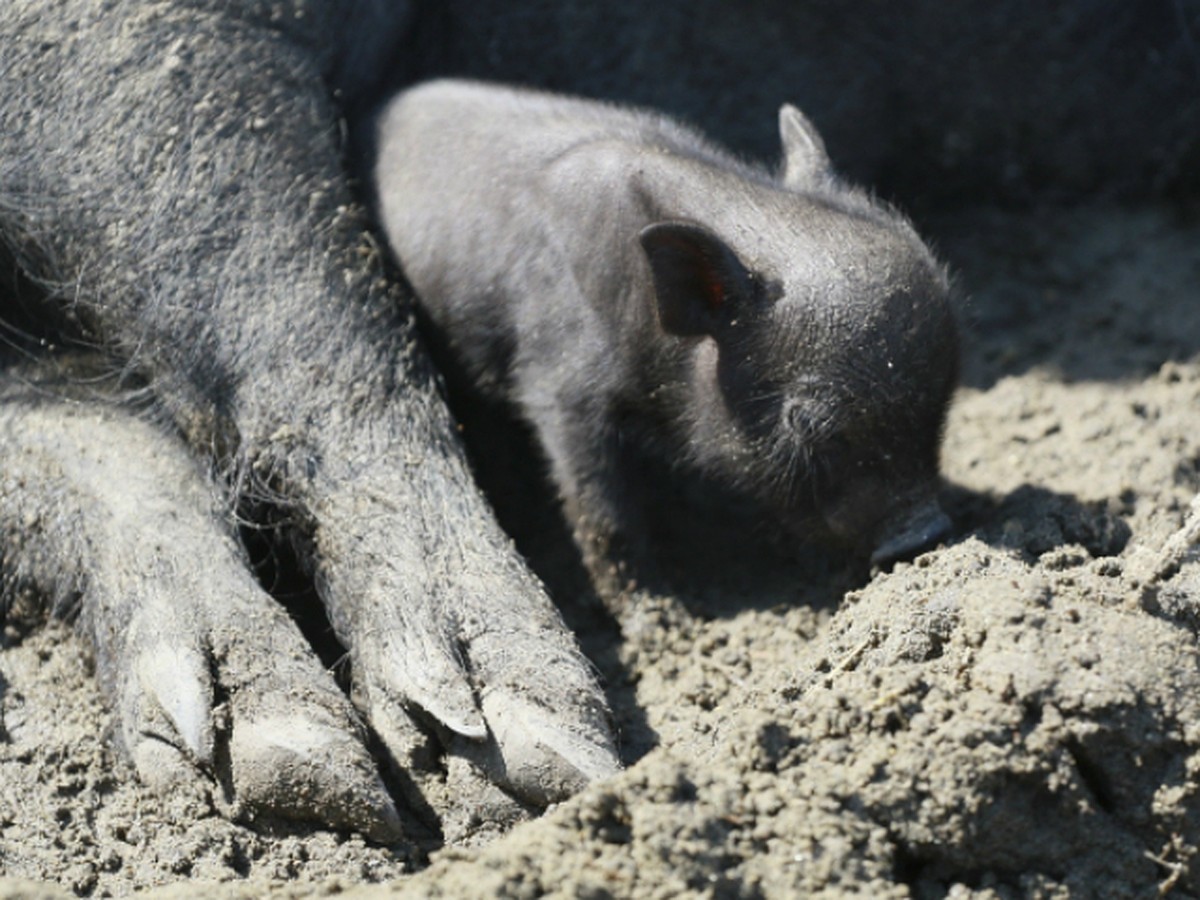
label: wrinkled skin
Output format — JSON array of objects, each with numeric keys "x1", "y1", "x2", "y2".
[
  {"x1": 0, "y1": 1, "x2": 617, "y2": 839},
  {"x1": 372, "y1": 81, "x2": 958, "y2": 573}
]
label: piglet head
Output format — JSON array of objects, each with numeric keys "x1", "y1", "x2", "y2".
[{"x1": 639, "y1": 216, "x2": 959, "y2": 565}]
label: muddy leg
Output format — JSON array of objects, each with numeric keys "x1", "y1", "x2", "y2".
[
  {"x1": 0, "y1": 0, "x2": 618, "y2": 821},
  {"x1": 0, "y1": 376, "x2": 400, "y2": 839}
]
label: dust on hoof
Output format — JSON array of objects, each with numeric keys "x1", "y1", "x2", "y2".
[{"x1": 0, "y1": 394, "x2": 402, "y2": 841}]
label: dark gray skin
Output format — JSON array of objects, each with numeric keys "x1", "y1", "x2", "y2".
[
  {"x1": 0, "y1": 2, "x2": 617, "y2": 840},
  {"x1": 373, "y1": 81, "x2": 959, "y2": 572}
]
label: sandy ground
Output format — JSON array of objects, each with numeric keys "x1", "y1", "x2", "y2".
[{"x1": 2, "y1": 200, "x2": 1200, "y2": 897}]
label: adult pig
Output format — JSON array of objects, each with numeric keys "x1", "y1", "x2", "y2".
[
  {"x1": 373, "y1": 80, "x2": 959, "y2": 571},
  {"x1": 0, "y1": 5, "x2": 617, "y2": 840}
]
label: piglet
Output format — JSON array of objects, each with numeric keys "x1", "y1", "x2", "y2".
[{"x1": 372, "y1": 79, "x2": 959, "y2": 572}]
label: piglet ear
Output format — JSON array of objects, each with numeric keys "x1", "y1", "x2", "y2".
[
  {"x1": 638, "y1": 221, "x2": 754, "y2": 337},
  {"x1": 779, "y1": 103, "x2": 831, "y2": 186}
]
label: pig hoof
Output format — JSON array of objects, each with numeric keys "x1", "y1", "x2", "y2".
[
  {"x1": 105, "y1": 582, "x2": 403, "y2": 841},
  {"x1": 350, "y1": 599, "x2": 621, "y2": 810},
  {"x1": 227, "y1": 714, "x2": 402, "y2": 842},
  {"x1": 3, "y1": 392, "x2": 617, "y2": 838},
  {"x1": 314, "y1": 509, "x2": 622, "y2": 816},
  {"x1": 464, "y1": 687, "x2": 623, "y2": 805},
  {"x1": 125, "y1": 642, "x2": 215, "y2": 770},
  {"x1": 1, "y1": 395, "x2": 400, "y2": 838}
]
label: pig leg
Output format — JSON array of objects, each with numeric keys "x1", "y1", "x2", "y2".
[
  {"x1": 528, "y1": 383, "x2": 652, "y2": 588},
  {"x1": 0, "y1": 1, "x2": 616, "y2": 824},
  {"x1": 0, "y1": 375, "x2": 400, "y2": 839}
]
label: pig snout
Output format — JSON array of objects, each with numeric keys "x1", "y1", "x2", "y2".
[
  {"x1": 867, "y1": 498, "x2": 953, "y2": 567},
  {"x1": 819, "y1": 482, "x2": 952, "y2": 566}
]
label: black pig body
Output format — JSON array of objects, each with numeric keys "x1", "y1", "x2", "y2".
[
  {"x1": 0, "y1": 7, "x2": 619, "y2": 840},
  {"x1": 374, "y1": 80, "x2": 959, "y2": 568}
]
